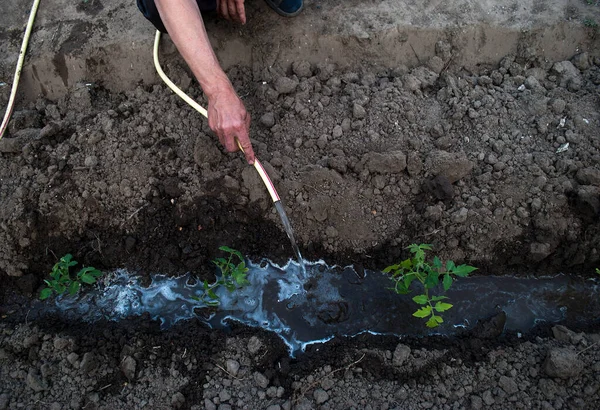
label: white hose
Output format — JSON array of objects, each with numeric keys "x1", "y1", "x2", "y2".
[
  {"x1": 0, "y1": 0, "x2": 41, "y2": 140},
  {"x1": 152, "y1": 30, "x2": 280, "y2": 203}
]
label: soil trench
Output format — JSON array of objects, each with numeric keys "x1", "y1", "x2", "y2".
[{"x1": 1, "y1": 0, "x2": 600, "y2": 409}]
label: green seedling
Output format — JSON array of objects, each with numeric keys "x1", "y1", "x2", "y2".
[
  {"x1": 584, "y1": 18, "x2": 599, "y2": 28},
  {"x1": 196, "y1": 246, "x2": 250, "y2": 306},
  {"x1": 40, "y1": 254, "x2": 103, "y2": 300},
  {"x1": 384, "y1": 244, "x2": 477, "y2": 328}
]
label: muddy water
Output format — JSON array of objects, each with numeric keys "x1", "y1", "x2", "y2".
[{"x1": 47, "y1": 260, "x2": 600, "y2": 354}]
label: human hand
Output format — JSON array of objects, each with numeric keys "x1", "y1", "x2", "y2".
[
  {"x1": 217, "y1": 0, "x2": 247, "y2": 24},
  {"x1": 207, "y1": 87, "x2": 255, "y2": 164}
]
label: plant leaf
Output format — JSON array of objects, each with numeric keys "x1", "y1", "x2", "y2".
[
  {"x1": 424, "y1": 269, "x2": 439, "y2": 289},
  {"x1": 219, "y1": 246, "x2": 244, "y2": 261},
  {"x1": 207, "y1": 289, "x2": 218, "y2": 300},
  {"x1": 40, "y1": 288, "x2": 53, "y2": 300},
  {"x1": 446, "y1": 260, "x2": 456, "y2": 272},
  {"x1": 431, "y1": 295, "x2": 448, "y2": 302},
  {"x1": 400, "y1": 259, "x2": 413, "y2": 270},
  {"x1": 68, "y1": 281, "x2": 80, "y2": 295},
  {"x1": 426, "y1": 316, "x2": 440, "y2": 328},
  {"x1": 412, "y1": 294, "x2": 428, "y2": 305},
  {"x1": 80, "y1": 273, "x2": 96, "y2": 284},
  {"x1": 382, "y1": 264, "x2": 400, "y2": 274},
  {"x1": 413, "y1": 306, "x2": 432, "y2": 318},
  {"x1": 434, "y1": 315, "x2": 443, "y2": 324},
  {"x1": 434, "y1": 302, "x2": 453, "y2": 312},
  {"x1": 452, "y1": 264, "x2": 477, "y2": 277},
  {"x1": 432, "y1": 256, "x2": 442, "y2": 270},
  {"x1": 442, "y1": 273, "x2": 452, "y2": 291}
]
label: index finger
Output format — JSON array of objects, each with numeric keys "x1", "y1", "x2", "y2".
[
  {"x1": 235, "y1": 0, "x2": 246, "y2": 24},
  {"x1": 236, "y1": 133, "x2": 255, "y2": 165}
]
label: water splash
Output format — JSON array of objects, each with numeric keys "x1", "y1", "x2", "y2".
[{"x1": 47, "y1": 260, "x2": 600, "y2": 355}]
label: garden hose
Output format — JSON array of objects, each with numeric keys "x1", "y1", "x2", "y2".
[
  {"x1": 153, "y1": 31, "x2": 281, "y2": 203},
  {"x1": 0, "y1": 0, "x2": 41, "y2": 140}
]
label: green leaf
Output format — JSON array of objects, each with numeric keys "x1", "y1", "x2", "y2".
[
  {"x1": 596, "y1": 268, "x2": 600, "y2": 275},
  {"x1": 413, "y1": 306, "x2": 432, "y2": 318},
  {"x1": 80, "y1": 273, "x2": 96, "y2": 284},
  {"x1": 452, "y1": 264, "x2": 477, "y2": 277},
  {"x1": 442, "y1": 273, "x2": 453, "y2": 291},
  {"x1": 382, "y1": 264, "x2": 400, "y2": 274},
  {"x1": 206, "y1": 300, "x2": 220, "y2": 307},
  {"x1": 446, "y1": 260, "x2": 456, "y2": 272},
  {"x1": 412, "y1": 294, "x2": 428, "y2": 305},
  {"x1": 431, "y1": 295, "x2": 448, "y2": 302},
  {"x1": 424, "y1": 269, "x2": 439, "y2": 289},
  {"x1": 432, "y1": 256, "x2": 442, "y2": 271},
  {"x1": 434, "y1": 302, "x2": 453, "y2": 312},
  {"x1": 68, "y1": 281, "x2": 80, "y2": 295},
  {"x1": 426, "y1": 316, "x2": 441, "y2": 328},
  {"x1": 203, "y1": 280, "x2": 209, "y2": 290},
  {"x1": 40, "y1": 288, "x2": 53, "y2": 300},
  {"x1": 219, "y1": 246, "x2": 244, "y2": 261},
  {"x1": 400, "y1": 259, "x2": 413, "y2": 270},
  {"x1": 394, "y1": 281, "x2": 410, "y2": 294},
  {"x1": 206, "y1": 289, "x2": 218, "y2": 300},
  {"x1": 403, "y1": 274, "x2": 417, "y2": 289}
]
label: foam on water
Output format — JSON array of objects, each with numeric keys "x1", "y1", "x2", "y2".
[{"x1": 49, "y1": 259, "x2": 600, "y2": 355}]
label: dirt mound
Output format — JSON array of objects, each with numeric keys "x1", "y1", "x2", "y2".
[{"x1": 1, "y1": 50, "x2": 600, "y2": 289}]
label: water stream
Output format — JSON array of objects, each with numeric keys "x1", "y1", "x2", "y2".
[
  {"x1": 274, "y1": 201, "x2": 306, "y2": 277},
  {"x1": 45, "y1": 259, "x2": 600, "y2": 355}
]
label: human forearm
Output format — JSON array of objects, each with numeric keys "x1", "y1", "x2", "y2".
[{"x1": 154, "y1": 0, "x2": 232, "y2": 98}]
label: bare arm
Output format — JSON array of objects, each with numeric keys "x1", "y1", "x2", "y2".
[{"x1": 155, "y1": 0, "x2": 255, "y2": 164}]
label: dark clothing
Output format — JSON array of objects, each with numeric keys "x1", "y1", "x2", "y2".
[{"x1": 137, "y1": 0, "x2": 217, "y2": 33}]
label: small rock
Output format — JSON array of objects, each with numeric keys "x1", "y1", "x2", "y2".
[
  {"x1": 325, "y1": 226, "x2": 338, "y2": 238},
  {"x1": 353, "y1": 103, "x2": 366, "y2": 119},
  {"x1": 274, "y1": 77, "x2": 298, "y2": 94},
  {"x1": 543, "y1": 348, "x2": 584, "y2": 379},
  {"x1": 266, "y1": 405, "x2": 281, "y2": 410},
  {"x1": 571, "y1": 53, "x2": 590, "y2": 71},
  {"x1": 79, "y1": 352, "x2": 97, "y2": 373},
  {"x1": 470, "y1": 395, "x2": 483, "y2": 410},
  {"x1": 84, "y1": 155, "x2": 98, "y2": 167},
  {"x1": 121, "y1": 355, "x2": 137, "y2": 380},
  {"x1": 453, "y1": 207, "x2": 469, "y2": 224},
  {"x1": 171, "y1": 392, "x2": 185, "y2": 409},
  {"x1": 552, "y1": 325, "x2": 581, "y2": 344},
  {"x1": 499, "y1": 375, "x2": 518, "y2": 394},
  {"x1": 39, "y1": 122, "x2": 62, "y2": 139},
  {"x1": 292, "y1": 61, "x2": 313, "y2": 78},
  {"x1": 313, "y1": 388, "x2": 329, "y2": 404},
  {"x1": 317, "y1": 134, "x2": 328, "y2": 149},
  {"x1": 530, "y1": 242, "x2": 553, "y2": 262},
  {"x1": 53, "y1": 337, "x2": 70, "y2": 350},
  {"x1": 332, "y1": 125, "x2": 343, "y2": 138},
  {"x1": 365, "y1": 151, "x2": 407, "y2": 174},
  {"x1": 392, "y1": 344, "x2": 411, "y2": 367},
  {"x1": 26, "y1": 369, "x2": 47, "y2": 392},
  {"x1": 67, "y1": 352, "x2": 79, "y2": 366},
  {"x1": 225, "y1": 359, "x2": 240, "y2": 376},
  {"x1": 406, "y1": 152, "x2": 423, "y2": 176},
  {"x1": 260, "y1": 112, "x2": 276, "y2": 128},
  {"x1": 253, "y1": 372, "x2": 269, "y2": 389},
  {"x1": 0, "y1": 136, "x2": 27, "y2": 153},
  {"x1": 549, "y1": 99, "x2": 566, "y2": 114},
  {"x1": 576, "y1": 167, "x2": 600, "y2": 186},
  {"x1": 425, "y1": 151, "x2": 474, "y2": 183},
  {"x1": 248, "y1": 336, "x2": 263, "y2": 355}
]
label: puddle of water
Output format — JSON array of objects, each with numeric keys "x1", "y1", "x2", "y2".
[{"x1": 45, "y1": 259, "x2": 600, "y2": 355}]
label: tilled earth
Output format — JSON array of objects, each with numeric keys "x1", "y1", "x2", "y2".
[{"x1": 1, "y1": 45, "x2": 600, "y2": 409}]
